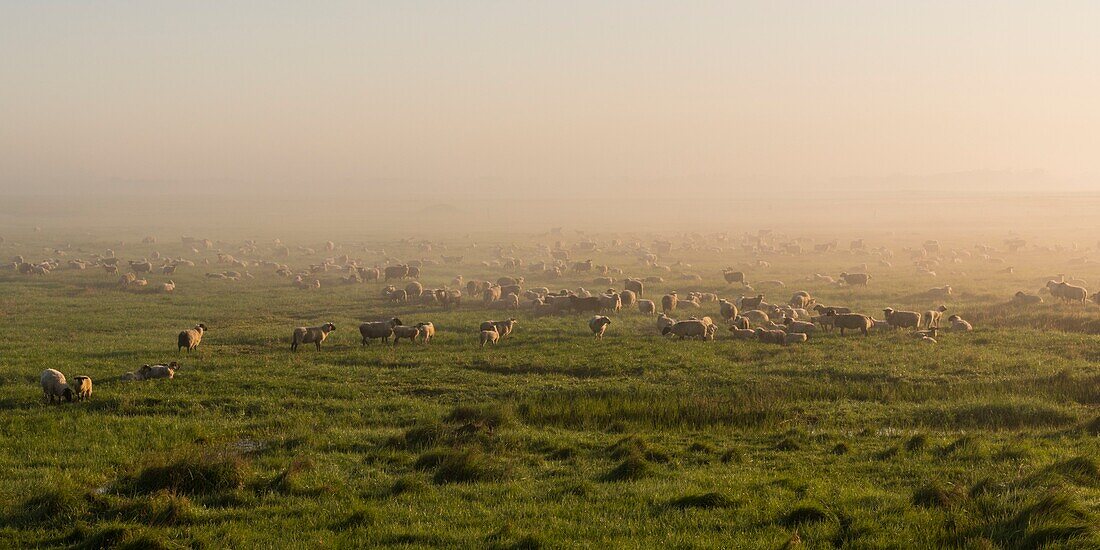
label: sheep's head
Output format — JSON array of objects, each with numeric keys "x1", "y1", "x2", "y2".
[
  {"x1": 62, "y1": 387, "x2": 74, "y2": 402},
  {"x1": 883, "y1": 308, "x2": 895, "y2": 315},
  {"x1": 324, "y1": 323, "x2": 336, "y2": 332}
]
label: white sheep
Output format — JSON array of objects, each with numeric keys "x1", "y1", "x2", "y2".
[
  {"x1": 40, "y1": 369, "x2": 73, "y2": 404},
  {"x1": 946, "y1": 314, "x2": 973, "y2": 332},
  {"x1": 178, "y1": 324, "x2": 206, "y2": 353},
  {"x1": 291, "y1": 323, "x2": 337, "y2": 351},
  {"x1": 588, "y1": 316, "x2": 612, "y2": 339}
]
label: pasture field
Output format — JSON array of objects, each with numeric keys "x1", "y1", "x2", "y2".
[{"x1": 0, "y1": 229, "x2": 1098, "y2": 549}]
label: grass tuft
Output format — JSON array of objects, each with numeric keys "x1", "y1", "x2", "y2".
[
  {"x1": 602, "y1": 452, "x2": 653, "y2": 482},
  {"x1": 781, "y1": 505, "x2": 833, "y2": 526},
  {"x1": 668, "y1": 492, "x2": 735, "y2": 510},
  {"x1": 912, "y1": 481, "x2": 966, "y2": 508}
]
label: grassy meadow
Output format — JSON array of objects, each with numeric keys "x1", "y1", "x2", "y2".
[{"x1": 0, "y1": 228, "x2": 1098, "y2": 549}]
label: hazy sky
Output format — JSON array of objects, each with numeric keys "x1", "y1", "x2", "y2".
[{"x1": 2, "y1": 1, "x2": 1099, "y2": 198}]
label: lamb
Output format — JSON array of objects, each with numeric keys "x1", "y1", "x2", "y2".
[
  {"x1": 754, "y1": 328, "x2": 787, "y2": 345},
  {"x1": 782, "y1": 317, "x2": 816, "y2": 335},
  {"x1": 479, "y1": 328, "x2": 499, "y2": 347},
  {"x1": 360, "y1": 318, "x2": 402, "y2": 345},
  {"x1": 480, "y1": 319, "x2": 517, "y2": 340},
  {"x1": 619, "y1": 289, "x2": 637, "y2": 308},
  {"x1": 827, "y1": 312, "x2": 873, "y2": 336},
  {"x1": 661, "y1": 292, "x2": 678, "y2": 312},
  {"x1": 589, "y1": 316, "x2": 612, "y2": 339},
  {"x1": 1046, "y1": 280, "x2": 1088, "y2": 304},
  {"x1": 839, "y1": 272, "x2": 871, "y2": 287},
  {"x1": 391, "y1": 325, "x2": 422, "y2": 345},
  {"x1": 72, "y1": 376, "x2": 92, "y2": 401},
  {"x1": 718, "y1": 299, "x2": 738, "y2": 321},
  {"x1": 946, "y1": 314, "x2": 973, "y2": 332},
  {"x1": 924, "y1": 305, "x2": 948, "y2": 329},
  {"x1": 638, "y1": 300, "x2": 657, "y2": 314},
  {"x1": 788, "y1": 291, "x2": 814, "y2": 309},
  {"x1": 728, "y1": 326, "x2": 757, "y2": 340},
  {"x1": 882, "y1": 308, "x2": 922, "y2": 330},
  {"x1": 662, "y1": 319, "x2": 712, "y2": 340},
  {"x1": 291, "y1": 323, "x2": 337, "y2": 351},
  {"x1": 160, "y1": 280, "x2": 176, "y2": 293},
  {"x1": 40, "y1": 369, "x2": 73, "y2": 404},
  {"x1": 177, "y1": 324, "x2": 207, "y2": 353},
  {"x1": 740, "y1": 294, "x2": 765, "y2": 310},
  {"x1": 416, "y1": 322, "x2": 435, "y2": 343}
]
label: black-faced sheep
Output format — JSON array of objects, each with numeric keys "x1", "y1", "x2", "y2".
[
  {"x1": 360, "y1": 318, "x2": 402, "y2": 345},
  {"x1": 291, "y1": 323, "x2": 336, "y2": 351},
  {"x1": 40, "y1": 369, "x2": 73, "y2": 404},
  {"x1": 177, "y1": 324, "x2": 207, "y2": 354}
]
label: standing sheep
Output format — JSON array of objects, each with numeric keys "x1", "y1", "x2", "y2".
[
  {"x1": 924, "y1": 305, "x2": 948, "y2": 329},
  {"x1": 638, "y1": 300, "x2": 657, "y2": 314},
  {"x1": 72, "y1": 376, "x2": 92, "y2": 401},
  {"x1": 661, "y1": 292, "x2": 678, "y2": 313},
  {"x1": 360, "y1": 318, "x2": 402, "y2": 345},
  {"x1": 718, "y1": 299, "x2": 738, "y2": 321},
  {"x1": 882, "y1": 308, "x2": 922, "y2": 330},
  {"x1": 291, "y1": 323, "x2": 337, "y2": 351},
  {"x1": 416, "y1": 322, "x2": 435, "y2": 343},
  {"x1": 839, "y1": 272, "x2": 871, "y2": 287},
  {"x1": 827, "y1": 312, "x2": 873, "y2": 336},
  {"x1": 1046, "y1": 280, "x2": 1088, "y2": 304},
  {"x1": 391, "y1": 325, "x2": 422, "y2": 345},
  {"x1": 40, "y1": 369, "x2": 73, "y2": 404},
  {"x1": 480, "y1": 319, "x2": 517, "y2": 340},
  {"x1": 588, "y1": 316, "x2": 612, "y2": 340},
  {"x1": 480, "y1": 328, "x2": 499, "y2": 347},
  {"x1": 177, "y1": 323, "x2": 207, "y2": 354}
]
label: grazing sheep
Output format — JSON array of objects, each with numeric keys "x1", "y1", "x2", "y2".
[
  {"x1": 839, "y1": 272, "x2": 871, "y2": 287},
  {"x1": 812, "y1": 304, "x2": 851, "y2": 315},
  {"x1": 359, "y1": 318, "x2": 402, "y2": 345},
  {"x1": 883, "y1": 308, "x2": 922, "y2": 330},
  {"x1": 589, "y1": 316, "x2": 612, "y2": 340},
  {"x1": 638, "y1": 299, "x2": 657, "y2": 314},
  {"x1": 924, "y1": 305, "x2": 948, "y2": 329},
  {"x1": 291, "y1": 323, "x2": 337, "y2": 351},
  {"x1": 40, "y1": 369, "x2": 73, "y2": 404},
  {"x1": 661, "y1": 292, "x2": 678, "y2": 312},
  {"x1": 788, "y1": 291, "x2": 814, "y2": 309},
  {"x1": 1046, "y1": 280, "x2": 1088, "y2": 304},
  {"x1": 415, "y1": 322, "x2": 435, "y2": 343},
  {"x1": 619, "y1": 289, "x2": 637, "y2": 308},
  {"x1": 740, "y1": 309, "x2": 770, "y2": 326},
  {"x1": 72, "y1": 376, "x2": 92, "y2": 401},
  {"x1": 722, "y1": 269, "x2": 745, "y2": 285},
  {"x1": 624, "y1": 278, "x2": 643, "y2": 297},
  {"x1": 391, "y1": 325, "x2": 422, "y2": 345},
  {"x1": 662, "y1": 319, "x2": 711, "y2": 340},
  {"x1": 740, "y1": 294, "x2": 764, "y2": 310},
  {"x1": 177, "y1": 324, "x2": 207, "y2": 354},
  {"x1": 480, "y1": 319, "x2": 517, "y2": 340},
  {"x1": 827, "y1": 312, "x2": 873, "y2": 336},
  {"x1": 405, "y1": 281, "x2": 424, "y2": 298},
  {"x1": 480, "y1": 328, "x2": 499, "y2": 347},
  {"x1": 384, "y1": 264, "x2": 410, "y2": 281},
  {"x1": 947, "y1": 314, "x2": 973, "y2": 332},
  {"x1": 718, "y1": 299, "x2": 738, "y2": 321},
  {"x1": 599, "y1": 292, "x2": 622, "y2": 312},
  {"x1": 782, "y1": 317, "x2": 816, "y2": 335},
  {"x1": 656, "y1": 313, "x2": 676, "y2": 333}
]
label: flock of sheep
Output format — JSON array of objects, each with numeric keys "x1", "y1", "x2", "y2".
[{"x1": 14, "y1": 231, "x2": 1100, "y2": 405}]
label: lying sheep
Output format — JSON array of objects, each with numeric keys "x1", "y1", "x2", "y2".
[
  {"x1": 40, "y1": 369, "x2": 73, "y2": 404},
  {"x1": 589, "y1": 316, "x2": 612, "y2": 340},
  {"x1": 662, "y1": 319, "x2": 712, "y2": 340},
  {"x1": 754, "y1": 328, "x2": 786, "y2": 345},
  {"x1": 740, "y1": 309, "x2": 770, "y2": 326},
  {"x1": 947, "y1": 314, "x2": 973, "y2": 332},
  {"x1": 656, "y1": 313, "x2": 676, "y2": 333},
  {"x1": 728, "y1": 326, "x2": 757, "y2": 340},
  {"x1": 827, "y1": 312, "x2": 873, "y2": 336},
  {"x1": 924, "y1": 305, "x2": 948, "y2": 329},
  {"x1": 291, "y1": 323, "x2": 337, "y2": 351},
  {"x1": 177, "y1": 323, "x2": 207, "y2": 353},
  {"x1": 782, "y1": 317, "x2": 816, "y2": 335},
  {"x1": 359, "y1": 318, "x2": 402, "y2": 345},
  {"x1": 137, "y1": 362, "x2": 179, "y2": 380},
  {"x1": 391, "y1": 325, "x2": 421, "y2": 345},
  {"x1": 72, "y1": 376, "x2": 92, "y2": 401},
  {"x1": 839, "y1": 272, "x2": 871, "y2": 286},
  {"x1": 1012, "y1": 291, "x2": 1043, "y2": 305},
  {"x1": 784, "y1": 332, "x2": 808, "y2": 345},
  {"x1": 480, "y1": 328, "x2": 499, "y2": 347},
  {"x1": 883, "y1": 308, "x2": 922, "y2": 330}
]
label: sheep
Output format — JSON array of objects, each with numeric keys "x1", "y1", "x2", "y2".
[
  {"x1": 483, "y1": 285, "x2": 503, "y2": 303},
  {"x1": 656, "y1": 313, "x2": 676, "y2": 333},
  {"x1": 754, "y1": 328, "x2": 787, "y2": 345},
  {"x1": 177, "y1": 324, "x2": 207, "y2": 354},
  {"x1": 405, "y1": 281, "x2": 424, "y2": 298},
  {"x1": 291, "y1": 323, "x2": 337, "y2": 351},
  {"x1": 1012, "y1": 291, "x2": 1044, "y2": 305},
  {"x1": 480, "y1": 319, "x2": 517, "y2": 340},
  {"x1": 624, "y1": 278, "x2": 643, "y2": 297},
  {"x1": 740, "y1": 294, "x2": 764, "y2": 310},
  {"x1": 722, "y1": 269, "x2": 745, "y2": 284},
  {"x1": 40, "y1": 369, "x2": 73, "y2": 404},
  {"x1": 391, "y1": 325, "x2": 422, "y2": 345},
  {"x1": 924, "y1": 305, "x2": 948, "y2": 329},
  {"x1": 788, "y1": 291, "x2": 814, "y2": 309},
  {"x1": 616, "y1": 289, "x2": 637, "y2": 309},
  {"x1": 827, "y1": 312, "x2": 873, "y2": 336},
  {"x1": 813, "y1": 304, "x2": 851, "y2": 315},
  {"x1": 360, "y1": 318, "x2": 402, "y2": 345},
  {"x1": 718, "y1": 299, "x2": 738, "y2": 321},
  {"x1": 661, "y1": 292, "x2": 678, "y2": 312},
  {"x1": 947, "y1": 314, "x2": 973, "y2": 332},
  {"x1": 784, "y1": 332, "x2": 808, "y2": 345},
  {"x1": 882, "y1": 308, "x2": 922, "y2": 330},
  {"x1": 728, "y1": 326, "x2": 757, "y2": 340},
  {"x1": 839, "y1": 272, "x2": 871, "y2": 286},
  {"x1": 782, "y1": 317, "x2": 816, "y2": 335},
  {"x1": 384, "y1": 264, "x2": 410, "y2": 281},
  {"x1": 137, "y1": 362, "x2": 179, "y2": 380},
  {"x1": 72, "y1": 376, "x2": 92, "y2": 401},
  {"x1": 589, "y1": 316, "x2": 612, "y2": 339},
  {"x1": 1046, "y1": 280, "x2": 1088, "y2": 304},
  {"x1": 415, "y1": 322, "x2": 435, "y2": 343},
  {"x1": 740, "y1": 309, "x2": 770, "y2": 326},
  {"x1": 662, "y1": 319, "x2": 711, "y2": 340},
  {"x1": 160, "y1": 280, "x2": 176, "y2": 293},
  {"x1": 479, "y1": 328, "x2": 499, "y2": 347},
  {"x1": 489, "y1": 293, "x2": 521, "y2": 310},
  {"x1": 926, "y1": 285, "x2": 953, "y2": 299},
  {"x1": 638, "y1": 299, "x2": 657, "y2": 314}
]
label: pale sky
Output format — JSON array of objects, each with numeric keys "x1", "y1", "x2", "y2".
[{"x1": 1, "y1": 1, "x2": 1099, "y2": 197}]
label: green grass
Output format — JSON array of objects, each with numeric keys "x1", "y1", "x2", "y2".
[{"x1": 0, "y1": 229, "x2": 1098, "y2": 547}]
